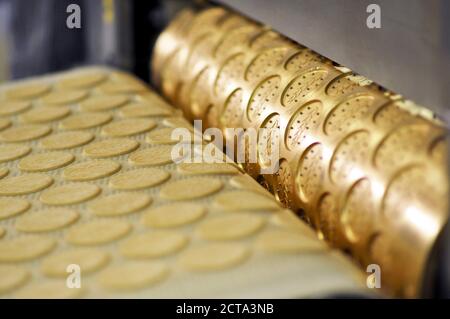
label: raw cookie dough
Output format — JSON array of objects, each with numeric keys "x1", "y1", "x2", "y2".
[
  {"x1": 15, "y1": 208, "x2": 79, "y2": 233},
  {"x1": 41, "y1": 249, "x2": 110, "y2": 277},
  {"x1": 109, "y1": 167, "x2": 170, "y2": 190},
  {"x1": 60, "y1": 113, "x2": 112, "y2": 130},
  {"x1": 0, "y1": 174, "x2": 53, "y2": 195},
  {"x1": 97, "y1": 262, "x2": 169, "y2": 291},
  {"x1": 0, "y1": 198, "x2": 30, "y2": 220},
  {"x1": 66, "y1": 219, "x2": 131, "y2": 246},
  {"x1": 0, "y1": 236, "x2": 56, "y2": 262},
  {"x1": 41, "y1": 131, "x2": 94, "y2": 150},
  {"x1": 88, "y1": 193, "x2": 152, "y2": 217},
  {"x1": 18, "y1": 152, "x2": 74, "y2": 172},
  {"x1": 159, "y1": 177, "x2": 223, "y2": 200},
  {"x1": 63, "y1": 160, "x2": 121, "y2": 181},
  {"x1": 197, "y1": 214, "x2": 265, "y2": 240},
  {"x1": 0, "y1": 266, "x2": 30, "y2": 294},
  {"x1": 84, "y1": 138, "x2": 139, "y2": 158},
  {"x1": 141, "y1": 203, "x2": 206, "y2": 228},
  {"x1": 40, "y1": 183, "x2": 101, "y2": 205}
]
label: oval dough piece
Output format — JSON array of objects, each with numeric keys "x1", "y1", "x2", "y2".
[
  {"x1": 97, "y1": 262, "x2": 168, "y2": 291},
  {"x1": 0, "y1": 101, "x2": 31, "y2": 116},
  {"x1": 40, "y1": 131, "x2": 94, "y2": 150},
  {"x1": 5, "y1": 83, "x2": 50, "y2": 100},
  {"x1": 41, "y1": 249, "x2": 110, "y2": 277},
  {"x1": 178, "y1": 163, "x2": 239, "y2": 175},
  {"x1": 15, "y1": 281, "x2": 84, "y2": 299},
  {"x1": 141, "y1": 202, "x2": 206, "y2": 228},
  {"x1": 60, "y1": 113, "x2": 112, "y2": 130},
  {"x1": 66, "y1": 219, "x2": 131, "y2": 246},
  {"x1": 119, "y1": 231, "x2": 188, "y2": 259},
  {"x1": 0, "y1": 198, "x2": 30, "y2": 220},
  {"x1": 255, "y1": 230, "x2": 327, "y2": 253},
  {"x1": 40, "y1": 183, "x2": 100, "y2": 205},
  {"x1": 63, "y1": 160, "x2": 121, "y2": 181},
  {"x1": 19, "y1": 152, "x2": 74, "y2": 172},
  {"x1": 80, "y1": 95, "x2": 129, "y2": 112},
  {"x1": 84, "y1": 138, "x2": 139, "y2": 158},
  {"x1": 146, "y1": 127, "x2": 192, "y2": 145},
  {"x1": 20, "y1": 106, "x2": 70, "y2": 123},
  {"x1": 15, "y1": 208, "x2": 79, "y2": 233},
  {"x1": 128, "y1": 145, "x2": 176, "y2": 166},
  {"x1": 41, "y1": 90, "x2": 87, "y2": 105},
  {"x1": 178, "y1": 243, "x2": 249, "y2": 271},
  {"x1": 59, "y1": 72, "x2": 107, "y2": 89},
  {"x1": 88, "y1": 193, "x2": 151, "y2": 217},
  {"x1": 101, "y1": 118, "x2": 156, "y2": 137},
  {"x1": 0, "y1": 124, "x2": 51, "y2": 142},
  {"x1": 98, "y1": 82, "x2": 147, "y2": 95},
  {"x1": 214, "y1": 190, "x2": 280, "y2": 211},
  {"x1": 119, "y1": 102, "x2": 173, "y2": 118},
  {"x1": 109, "y1": 168, "x2": 170, "y2": 190},
  {"x1": 0, "y1": 174, "x2": 53, "y2": 195},
  {"x1": 0, "y1": 266, "x2": 30, "y2": 294},
  {"x1": 0, "y1": 236, "x2": 56, "y2": 262},
  {"x1": 159, "y1": 177, "x2": 223, "y2": 200},
  {"x1": 0, "y1": 144, "x2": 31, "y2": 163},
  {"x1": 197, "y1": 214, "x2": 265, "y2": 240}
]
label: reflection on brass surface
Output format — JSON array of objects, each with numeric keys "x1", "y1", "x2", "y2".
[{"x1": 152, "y1": 7, "x2": 449, "y2": 297}]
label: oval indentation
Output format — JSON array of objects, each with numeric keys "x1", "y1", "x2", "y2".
[
  {"x1": 186, "y1": 33, "x2": 216, "y2": 72},
  {"x1": 374, "y1": 123, "x2": 436, "y2": 174},
  {"x1": 285, "y1": 100, "x2": 322, "y2": 150},
  {"x1": 296, "y1": 143, "x2": 325, "y2": 204},
  {"x1": 330, "y1": 130, "x2": 370, "y2": 185},
  {"x1": 281, "y1": 69, "x2": 327, "y2": 108},
  {"x1": 325, "y1": 73, "x2": 367, "y2": 97},
  {"x1": 245, "y1": 47, "x2": 289, "y2": 82},
  {"x1": 247, "y1": 75, "x2": 281, "y2": 122},
  {"x1": 324, "y1": 95, "x2": 374, "y2": 136},
  {"x1": 257, "y1": 113, "x2": 280, "y2": 170},
  {"x1": 373, "y1": 101, "x2": 419, "y2": 129},
  {"x1": 214, "y1": 26, "x2": 257, "y2": 59},
  {"x1": 214, "y1": 53, "x2": 245, "y2": 95},
  {"x1": 220, "y1": 89, "x2": 245, "y2": 129},
  {"x1": 284, "y1": 49, "x2": 322, "y2": 72},
  {"x1": 382, "y1": 165, "x2": 447, "y2": 227},
  {"x1": 250, "y1": 30, "x2": 292, "y2": 50},
  {"x1": 190, "y1": 67, "x2": 212, "y2": 118},
  {"x1": 341, "y1": 178, "x2": 376, "y2": 244},
  {"x1": 273, "y1": 159, "x2": 294, "y2": 208},
  {"x1": 317, "y1": 193, "x2": 339, "y2": 242}
]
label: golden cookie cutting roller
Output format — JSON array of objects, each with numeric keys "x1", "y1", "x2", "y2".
[
  {"x1": 151, "y1": 6, "x2": 449, "y2": 297},
  {"x1": 0, "y1": 67, "x2": 369, "y2": 298}
]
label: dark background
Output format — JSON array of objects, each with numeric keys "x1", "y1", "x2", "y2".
[{"x1": 0, "y1": 0, "x2": 192, "y2": 82}]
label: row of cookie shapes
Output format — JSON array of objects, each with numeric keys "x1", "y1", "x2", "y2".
[{"x1": 0, "y1": 67, "x2": 362, "y2": 298}]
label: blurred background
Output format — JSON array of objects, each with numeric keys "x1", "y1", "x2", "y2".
[{"x1": 0, "y1": 0, "x2": 192, "y2": 83}]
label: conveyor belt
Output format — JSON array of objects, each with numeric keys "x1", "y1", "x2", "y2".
[{"x1": 0, "y1": 67, "x2": 366, "y2": 298}]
